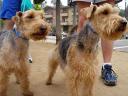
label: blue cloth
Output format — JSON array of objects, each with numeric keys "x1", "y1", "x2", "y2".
[
  {"x1": 0, "y1": 0, "x2": 22, "y2": 19},
  {"x1": 21, "y1": 0, "x2": 33, "y2": 12}
]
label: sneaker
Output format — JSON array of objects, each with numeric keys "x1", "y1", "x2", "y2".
[{"x1": 101, "y1": 64, "x2": 118, "y2": 86}]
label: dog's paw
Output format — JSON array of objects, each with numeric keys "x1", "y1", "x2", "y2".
[
  {"x1": 46, "y1": 81, "x2": 52, "y2": 85},
  {"x1": 16, "y1": 80, "x2": 20, "y2": 84},
  {"x1": 23, "y1": 91, "x2": 34, "y2": 96}
]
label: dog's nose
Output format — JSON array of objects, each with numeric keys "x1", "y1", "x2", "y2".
[
  {"x1": 40, "y1": 25, "x2": 47, "y2": 32},
  {"x1": 121, "y1": 19, "x2": 127, "y2": 26}
]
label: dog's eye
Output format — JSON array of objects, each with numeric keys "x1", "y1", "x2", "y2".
[
  {"x1": 102, "y1": 10, "x2": 109, "y2": 15},
  {"x1": 27, "y1": 15, "x2": 34, "y2": 19}
]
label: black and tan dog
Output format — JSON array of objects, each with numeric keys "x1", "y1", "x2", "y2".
[
  {"x1": 0, "y1": 10, "x2": 50, "y2": 96},
  {"x1": 46, "y1": 3, "x2": 127, "y2": 96}
]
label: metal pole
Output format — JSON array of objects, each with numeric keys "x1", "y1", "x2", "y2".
[
  {"x1": 125, "y1": 0, "x2": 127, "y2": 18},
  {"x1": 73, "y1": 5, "x2": 77, "y2": 26}
]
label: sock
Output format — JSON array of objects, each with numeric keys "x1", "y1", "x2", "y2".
[{"x1": 102, "y1": 63, "x2": 112, "y2": 69}]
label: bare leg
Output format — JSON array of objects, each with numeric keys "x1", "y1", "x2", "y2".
[
  {"x1": 101, "y1": 38, "x2": 117, "y2": 86},
  {"x1": 101, "y1": 38, "x2": 113, "y2": 63},
  {"x1": 46, "y1": 59, "x2": 59, "y2": 85},
  {"x1": 0, "y1": 70, "x2": 9, "y2": 96},
  {"x1": 15, "y1": 68, "x2": 33, "y2": 96},
  {"x1": 76, "y1": 2, "x2": 90, "y2": 33}
]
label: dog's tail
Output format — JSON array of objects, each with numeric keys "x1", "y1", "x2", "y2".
[{"x1": 68, "y1": 25, "x2": 78, "y2": 36}]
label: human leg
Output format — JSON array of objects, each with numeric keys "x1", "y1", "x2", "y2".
[
  {"x1": 76, "y1": 1, "x2": 90, "y2": 32},
  {"x1": 100, "y1": 1, "x2": 118, "y2": 86},
  {"x1": 101, "y1": 36, "x2": 117, "y2": 86}
]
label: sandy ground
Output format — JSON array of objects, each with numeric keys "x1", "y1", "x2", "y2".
[{"x1": 8, "y1": 41, "x2": 128, "y2": 96}]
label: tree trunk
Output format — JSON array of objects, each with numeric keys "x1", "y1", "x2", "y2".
[
  {"x1": 56, "y1": 0, "x2": 61, "y2": 44},
  {"x1": 73, "y1": 5, "x2": 77, "y2": 26}
]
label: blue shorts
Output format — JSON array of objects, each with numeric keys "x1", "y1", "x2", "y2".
[{"x1": 0, "y1": 0, "x2": 22, "y2": 20}]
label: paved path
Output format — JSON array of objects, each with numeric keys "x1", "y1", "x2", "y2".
[
  {"x1": 113, "y1": 39, "x2": 128, "y2": 52},
  {"x1": 8, "y1": 41, "x2": 128, "y2": 96}
]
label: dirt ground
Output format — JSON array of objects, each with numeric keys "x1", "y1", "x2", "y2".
[{"x1": 8, "y1": 41, "x2": 128, "y2": 96}]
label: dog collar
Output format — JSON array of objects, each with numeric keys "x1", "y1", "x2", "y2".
[
  {"x1": 13, "y1": 28, "x2": 28, "y2": 40},
  {"x1": 86, "y1": 21, "x2": 98, "y2": 35}
]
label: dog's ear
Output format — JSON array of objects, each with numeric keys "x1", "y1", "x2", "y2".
[
  {"x1": 113, "y1": 6, "x2": 120, "y2": 14},
  {"x1": 12, "y1": 12, "x2": 23, "y2": 23},
  {"x1": 81, "y1": 5, "x2": 97, "y2": 19}
]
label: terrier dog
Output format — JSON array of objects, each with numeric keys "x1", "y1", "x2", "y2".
[
  {"x1": 0, "y1": 10, "x2": 50, "y2": 96},
  {"x1": 46, "y1": 3, "x2": 127, "y2": 96}
]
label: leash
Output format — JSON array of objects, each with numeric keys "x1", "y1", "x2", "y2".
[
  {"x1": 86, "y1": 21, "x2": 98, "y2": 35},
  {"x1": 21, "y1": 0, "x2": 33, "y2": 12},
  {"x1": 13, "y1": 27, "x2": 28, "y2": 40}
]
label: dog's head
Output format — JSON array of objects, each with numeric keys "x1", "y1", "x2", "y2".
[
  {"x1": 81, "y1": 3, "x2": 127, "y2": 40},
  {"x1": 12, "y1": 10, "x2": 50, "y2": 40}
]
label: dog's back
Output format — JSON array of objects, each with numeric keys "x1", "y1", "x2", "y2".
[
  {"x1": 0, "y1": 30, "x2": 15, "y2": 48},
  {"x1": 58, "y1": 21, "x2": 99, "y2": 64},
  {"x1": 58, "y1": 34, "x2": 77, "y2": 63}
]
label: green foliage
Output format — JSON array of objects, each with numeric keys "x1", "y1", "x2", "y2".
[
  {"x1": 119, "y1": 9, "x2": 125, "y2": 17},
  {"x1": 0, "y1": 19, "x2": 4, "y2": 27},
  {"x1": 34, "y1": 4, "x2": 42, "y2": 10}
]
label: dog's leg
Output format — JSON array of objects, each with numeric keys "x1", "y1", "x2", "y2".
[
  {"x1": 82, "y1": 84, "x2": 93, "y2": 96},
  {"x1": 15, "y1": 73, "x2": 20, "y2": 84},
  {"x1": 82, "y1": 80, "x2": 94, "y2": 96},
  {"x1": 46, "y1": 57, "x2": 59, "y2": 85},
  {"x1": 0, "y1": 70, "x2": 9, "y2": 96},
  {"x1": 15, "y1": 67, "x2": 33, "y2": 96},
  {"x1": 66, "y1": 71, "x2": 79, "y2": 96}
]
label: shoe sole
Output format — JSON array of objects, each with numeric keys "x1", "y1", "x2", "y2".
[
  {"x1": 101, "y1": 76, "x2": 117, "y2": 86},
  {"x1": 103, "y1": 80, "x2": 117, "y2": 86}
]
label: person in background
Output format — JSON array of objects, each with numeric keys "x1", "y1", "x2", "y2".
[{"x1": 0, "y1": 0, "x2": 22, "y2": 30}]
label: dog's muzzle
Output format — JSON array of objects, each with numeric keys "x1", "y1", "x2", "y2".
[
  {"x1": 32, "y1": 25, "x2": 47, "y2": 36},
  {"x1": 118, "y1": 18, "x2": 127, "y2": 32},
  {"x1": 40, "y1": 26, "x2": 47, "y2": 32},
  {"x1": 121, "y1": 19, "x2": 127, "y2": 26},
  {"x1": 40, "y1": 25, "x2": 47, "y2": 33}
]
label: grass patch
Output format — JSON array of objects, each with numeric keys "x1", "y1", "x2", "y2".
[{"x1": 0, "y1": 19, "x2": 4, "y2": 28}]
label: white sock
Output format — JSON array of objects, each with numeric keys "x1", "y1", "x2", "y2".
[{"x1": 102, "y1": 63, "x2": 112, "y2": 69}]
